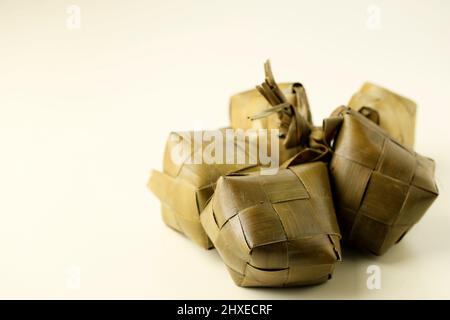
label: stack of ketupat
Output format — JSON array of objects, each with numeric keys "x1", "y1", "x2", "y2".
[{"x1": 148, "y1": 61, "x2": 438, "y2": 287}]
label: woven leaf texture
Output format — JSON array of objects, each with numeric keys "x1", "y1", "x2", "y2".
[
  {"x1": 348, "y1": 82, "x2": 417, "y2": 149},
  {"x1": 328, "y1": 107, "x2": 438, "y2": 255},
  {"x1": 148, "y1": 129, "x2": 302, "y2": 249},
  {"x1": 200, "y1": 162, "x2": 342, "y2": 287}
]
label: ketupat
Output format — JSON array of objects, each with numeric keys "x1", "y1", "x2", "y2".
[
  {"x1": 325, "y1": 107, "x2": 438, "y2": 255},
  {"x1": 200, "y1": 161, "x2": 341, "y2": 287}
]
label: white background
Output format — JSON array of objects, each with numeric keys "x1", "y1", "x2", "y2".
[{"x1": 0, "y1": 0, "x2": 449, "y2": 299}]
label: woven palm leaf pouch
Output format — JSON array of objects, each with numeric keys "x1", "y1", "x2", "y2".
[
  {"x1": 200, "y1": 153, "x2": 342, "y2": 287},
  {"x1": 324, "y1": 106, "x2": 438, "y2": 255},
  {"x1": 197, "y1": 61, "x2": 342, "y2": 287}
]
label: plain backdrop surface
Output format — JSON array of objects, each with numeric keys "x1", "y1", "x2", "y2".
[{"x1": 0, "y1": 0, "x2": 449, "y2": 299}]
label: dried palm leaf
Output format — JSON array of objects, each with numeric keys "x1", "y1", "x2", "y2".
[
  {"x1": 230, "y1": 60, "x2": 313, "y2": 149},
  {"x1": 348, "y1": 82, "x2": 417, "y2": 148},
  {"x1": 200, "y1": 161, "x2": 342, "y2": 287},
  {"x1": 147, "y1": 128, "x2": 302, "y2": 249},
  {"x1": 324, "y1": 107, "x2": 438, "y2": 255}
]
